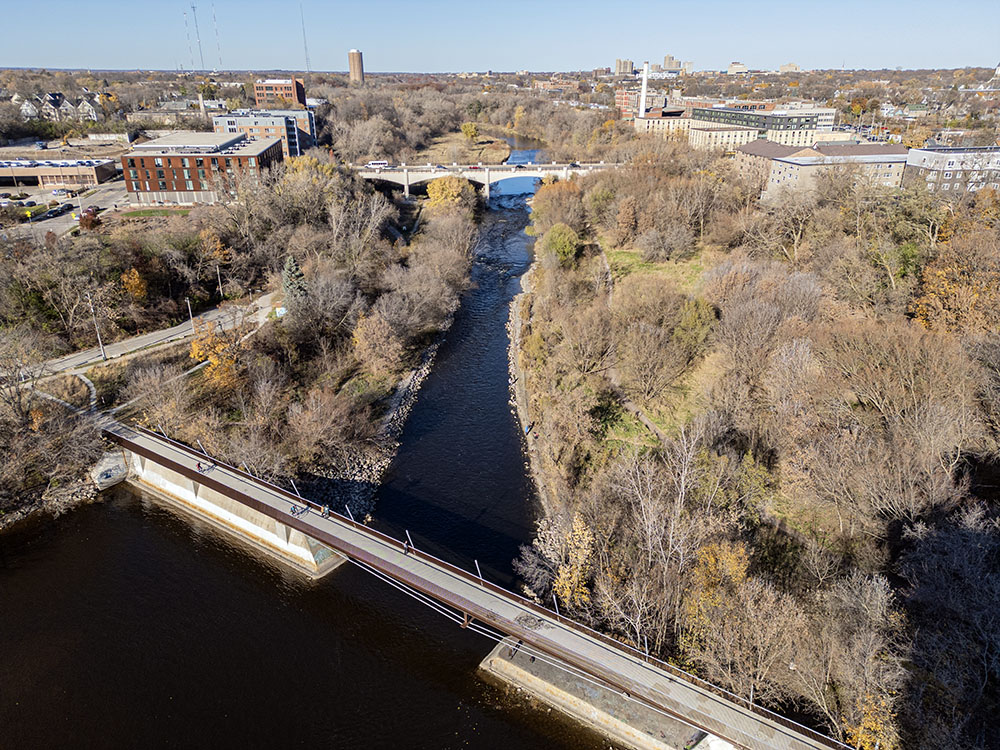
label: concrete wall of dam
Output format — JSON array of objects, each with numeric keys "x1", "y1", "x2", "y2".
[{"x1": 123, "y1": 449, "x2": 344, "y2": 578}]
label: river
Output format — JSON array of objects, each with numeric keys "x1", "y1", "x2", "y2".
[{"x1": 0, "y1": 141, "x2": 608, "y2": 749}]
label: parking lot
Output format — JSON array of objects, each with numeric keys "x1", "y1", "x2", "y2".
[{"x1": 2, "y1": 177, "x2": 131, "y2": 240}]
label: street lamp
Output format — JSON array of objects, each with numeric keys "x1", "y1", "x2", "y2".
[
  {"x1": 185, "y1": 296, "x2": 194, "y2": 330},
  {"x1": 86, "y1": 291, "x2": 107, "y2": 361}
]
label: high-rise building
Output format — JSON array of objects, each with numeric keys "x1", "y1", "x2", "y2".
[
  {"x1": 349, "y1": 49, "x2": 365, "y2": 84},
  {"x1": 254, "y1": 78, "x2": 307, "y2": 109},
  {"x1": 614, "y1": 59, "x2": 634, "y2": 76}
]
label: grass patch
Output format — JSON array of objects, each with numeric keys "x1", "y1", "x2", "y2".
[
  {"x1": 37, "y1": 374, "x2": 90, "y2": 410},
  {"x1": 409, "y1": 130, "x2": 512, "y2": 166},
  {"x1": 605, "y1": 246, "x2": 707, "y2": 294},
  {"x1": 121, "y1": 208, "x2": 191, "y2": 217}
]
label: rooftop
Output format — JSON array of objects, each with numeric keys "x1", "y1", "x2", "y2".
[
  {"x1": 129, "y1": 132, "x2": 281, "y2": 157},
  {"x1": 775, "y1": 153, "x2": 908, "y2": 167},
  {"x1": 910, "y1": 145, "x2": 1000, "y2": 153},
  {"x1": 0, "y1": 158, "x2": 114, "y2": 168},
  {"x1": 256, "y1": 78, "x2": 298, "y2": 85}
]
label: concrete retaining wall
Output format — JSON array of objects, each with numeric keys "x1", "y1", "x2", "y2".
[
  {"x1": 481, "y1": 638, "x2": 705, "y2": 750},
  {"x1": 125, "y1": 450, "x2": 344, "y2": 578}
]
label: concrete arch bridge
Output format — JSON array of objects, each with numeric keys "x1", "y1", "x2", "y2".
[{"x1": 353, "y1": 162, "x2": 617, "y2": 199}]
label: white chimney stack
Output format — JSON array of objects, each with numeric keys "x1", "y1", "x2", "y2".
[{"x1": 639, "y1": 61, "x2": 649, "y2": 117}]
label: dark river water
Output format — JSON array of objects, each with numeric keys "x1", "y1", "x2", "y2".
[{"x1": 0, "y1": 143, "x2": 608, "y2": 749}]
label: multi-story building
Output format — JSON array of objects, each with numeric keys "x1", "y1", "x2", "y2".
[
  {"x1": 253, "y1": 78, "x2": 306, "y2": 109},
  {"x1": 615, "y1": 88, "x2": 668, "y2": 117},
  {"x1": 779, "y1": 63, "x2": 801, "y2": 74},
  {"x1": 688, "y1": 125, "x2": 761, "y2": 151},
  {"x1": 727, "y1": 62, "x2": 749, "y2": 75},
  {"x1": 633, "y1": 109, "x2": 690, "y2": 137},
  {"x1": 903, "y1": 146, "x2": 1000, "y2": 196},
  {"x1": 213, "y1": 109, "x2": 316, "y2": 157},
  {"x1": 349, "y1": 49, "x2": 365, "y2": 84},
  {"x1": 662, "y1": 54, "x2": 693, "y2": 75},
  {"x1": 763, "y1": 143, "x2": 909, "y2": 199},
  {"x1": 121, "y1": 132, "x2": 283, "y2": 205},
  {"x1": 614, "y1": 59, "x2": 634, "y2": 76},
  {"x1": 687, "y1": 106, "x2": 839, "y2": 148}
]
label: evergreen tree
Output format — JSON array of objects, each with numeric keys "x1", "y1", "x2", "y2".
[{"x1": 281, "y1": 254, "x2": 308, "y2": 303}]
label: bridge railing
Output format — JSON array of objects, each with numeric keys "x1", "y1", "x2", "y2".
[{"x1": 112, "y1": 423, "x2": 848, "y2": 750}]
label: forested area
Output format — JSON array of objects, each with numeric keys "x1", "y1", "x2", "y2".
[
  {"x1": 514, "y1": 139, "x2": 1000, "y2": 749},
  {"x1": 0, "y1": 155, "x2": 477, "y2": 517}
]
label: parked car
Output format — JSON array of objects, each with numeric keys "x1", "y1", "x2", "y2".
[
  {"x1": 52, "y1": 189, "x2": 67, "y2": 196},
  {"x1": 85, "y1": 204, "x2": 100, "y2": 215},
  {"x1": 41, "y1": 209, "x2": 59, "y2": 220},
  {"x1": 0, "y1": 192, "x2": 10, "y2": 199},
  {"x1": 58, "y1": 203, "x2": 74, "y2": 214},
  {"x1": 23, "y1": 200, "x2": 36, "y2": 207}
]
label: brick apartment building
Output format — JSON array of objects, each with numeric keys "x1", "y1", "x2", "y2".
[
  {"x1": 213, "y1": 109, "x2": 316, "y2": 157},
  {"x1": 122, "y1": 132, "x2": 283, "y2": 205},
  {"x1": 253, "y1": 78, "x2": 306, "y2": 109}
]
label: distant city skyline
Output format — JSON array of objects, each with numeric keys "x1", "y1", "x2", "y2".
[{"x1": 1, "y1": 0, "x2": 997, "y2": 74}]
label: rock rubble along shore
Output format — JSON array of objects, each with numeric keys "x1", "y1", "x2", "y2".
[
  {"x1": 302, "y1": 327, "x2": 449, "y2": 517},
  {"x1": 0, "y1": 478, "x2": 98, "y2": 533}
]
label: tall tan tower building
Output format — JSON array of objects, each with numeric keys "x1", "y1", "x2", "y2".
[{"x1": 349, "y1": 49, "x2": 364, "y2": 84}]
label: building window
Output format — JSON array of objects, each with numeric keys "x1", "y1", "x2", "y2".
[
  {"x1": 183, "y1": 169, "x2": 191, "y2": 179},
  {"x1": 182, "y1": 158, "x2": 190, "y2": 168},
  {"x1": 943, "y1": 172, "x2": 951, "y2": 179},
  {"x1": 127, "y1": 158, "x2": 135, "y2": 168},
  {"x1": 196, "y1": 158, "x2": 204, "y2": 167},
  {"x1": 154, "y1": 158, "x2": 163, "y2": 167},
  {"x1": 942, "y1": 184, "x2": 949, "y2": 191},
  {"x1": 156, "y1": 169, "x2": 165, "y2": 179},
  {"x1": 185, "y1": 180, "x2": 194, "y2": 190},
  {"x1": 158, "y1": 180, "x2": 167, "y2": 190}
]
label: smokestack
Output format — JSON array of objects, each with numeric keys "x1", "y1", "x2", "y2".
[
  {"x1": 639, "y1": 61, "x2": 649, "y2": 117},
  {"x1": 198, "y1": 91, "x2": 207, "y2": 120}
]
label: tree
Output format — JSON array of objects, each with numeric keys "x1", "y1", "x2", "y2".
[
  {"x1": 460, "y1": 121, "x2": 479, "y2": 141},
  {"x1": 552, "y1": 514, "x2": 594, "y2": 610},
  {"x1": 189, "y1": 320, "x2": 242, "y2": 390},
  {"x1": 426, "y1": 175, "x2": 478, "y2": 214},
  {"x1": 537, "y1": 223, "x2": 581, "y2": 267},
  {"x1": 352, "y1": 310, "x2": 405, "y2": 376},
  {"x1": 281, "y1": 254, "x2": 308, "y2": 303},
  {"x1": 120, "y1": 267, "x2": 147, "y2": 302}
]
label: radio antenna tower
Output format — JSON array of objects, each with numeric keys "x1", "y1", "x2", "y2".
[
  {"x1": 190, "y1": 4, "x2": 206, "y2": 71},
  {"x1": 300, "y1": 3, "x2": 312, "y2": 74},
  {"x1": 212, "y1": 4, "x2": 223, "y2": 70},
  {"x1": 183, "y1": 10, "x2": 195, "y2": 71}
]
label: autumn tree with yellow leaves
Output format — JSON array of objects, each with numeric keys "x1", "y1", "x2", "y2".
[{"x1": 189, "y1": 320, "x2": 242, "y2": 390}]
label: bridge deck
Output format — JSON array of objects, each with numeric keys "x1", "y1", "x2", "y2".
[{"x1": 105, "y1": 423, "x2": 846, "y2": 750}]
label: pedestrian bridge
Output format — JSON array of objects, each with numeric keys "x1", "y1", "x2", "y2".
[
  {"x1": 104, "y1": 422, "x2": 847, "y2": 750},
  {"x1": 352, "y1": 162, "x2": 615, "y2": 198}
]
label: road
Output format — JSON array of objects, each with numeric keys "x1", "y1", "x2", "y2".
[
  {"x1": 106, "y1": 423, "x2": 849, "y2": 750},
  {"x1": 36, "y1": 292, "x2": 276, "y2": 377}
]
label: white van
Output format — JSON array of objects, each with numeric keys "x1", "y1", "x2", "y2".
[{"x1": 365, "y1": 160, "x2": 390, "y2": 169}]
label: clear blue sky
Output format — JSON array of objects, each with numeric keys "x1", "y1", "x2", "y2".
[{"x1": 2, "y1": 0, "x2": 997, "y2": 73}]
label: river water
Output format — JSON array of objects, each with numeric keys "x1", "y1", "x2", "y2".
[{"x1": 0, "y1": 143, "x2": 608, "y2": 749}]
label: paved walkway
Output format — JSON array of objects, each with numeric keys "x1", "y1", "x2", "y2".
[
  {"x1": 105, "y1": 422, "x2": 847, "y2": 750},
  {"x1": 36, "y1": 292, "x2": 276, "y2": 377}
]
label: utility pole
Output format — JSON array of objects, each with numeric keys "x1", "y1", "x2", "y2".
[
  {"x1": 216, "y1": 265, "x2": 223, "y2": 299},
  {"x1": 185, "y1": 297, "x2": 194, "y2": 330},
  {"x1": 86, "y1": 291, "x2": 107, "y2": 361}
]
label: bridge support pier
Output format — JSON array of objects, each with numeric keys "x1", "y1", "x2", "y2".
[{"x1": 403, "y1": 168, "x2": 409, "y2": 199}]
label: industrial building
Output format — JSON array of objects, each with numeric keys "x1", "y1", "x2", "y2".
[
  {"x1": 253, "y1": 78, "x2": 306, "y2": 109},
  {"x1": 213, "y1": 109, "x2": 316, "y2": 157},
  {"x1": 349, "y1": 49, "x2": 365, "y2": 84},
  {"x1": 121, "y1": 132, "x2": 283, "y2": 205},
  {"x1": 0, "y1": 158, "x2": 117, "y2": 189}
]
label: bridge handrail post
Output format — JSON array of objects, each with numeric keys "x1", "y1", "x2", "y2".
[{"x1": 474, "y1": 559, "x2": 483, "y2": 586}]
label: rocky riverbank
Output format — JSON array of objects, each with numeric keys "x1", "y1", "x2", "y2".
[
  {"x1": 0, "y1": 477, "x2": 99, "y2": 534},
  {"x1": 506, "y1": 262, "x2": 557, "y2": 517}
]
